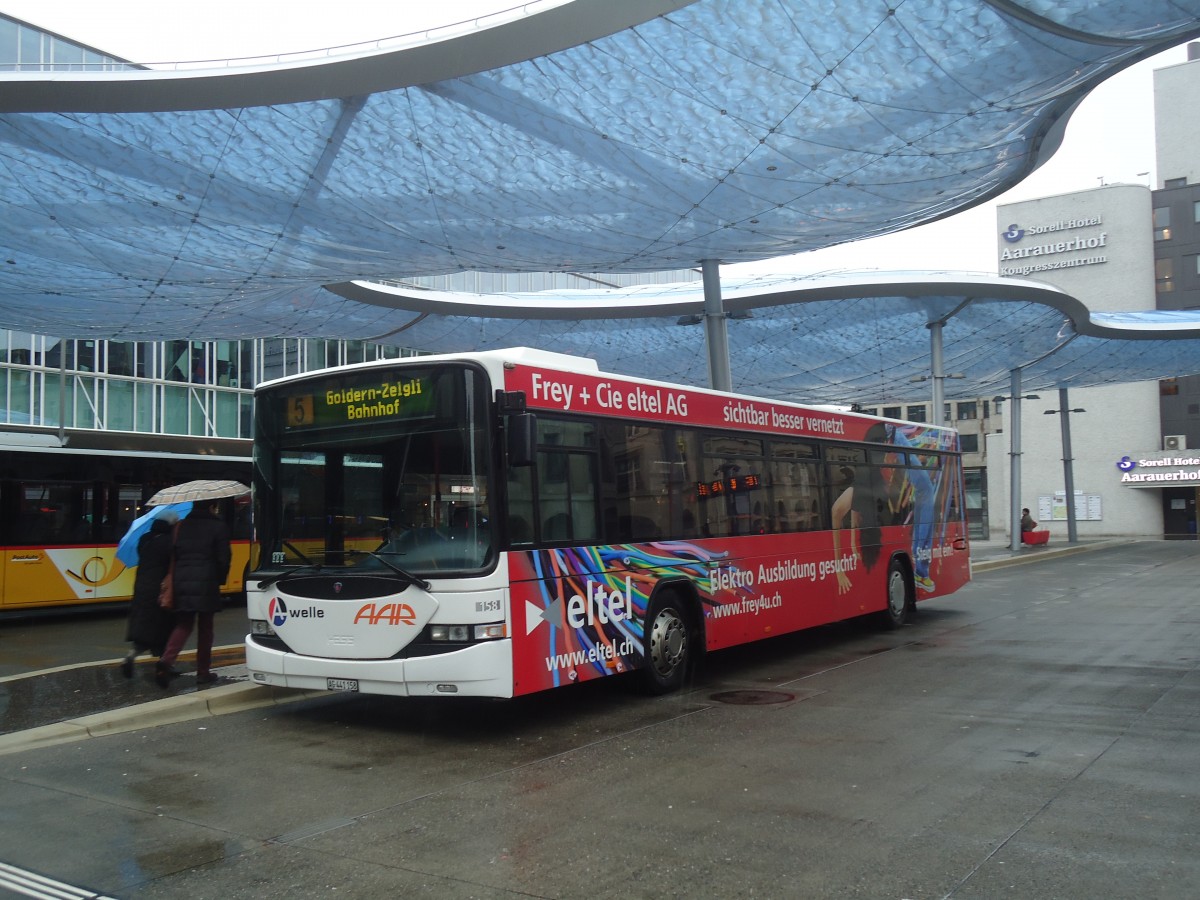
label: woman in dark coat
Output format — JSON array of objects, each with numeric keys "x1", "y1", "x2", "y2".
[
  {"x1": 156, "y1": 502, "x2": 232, "y2": 687},
  {"x1": 121, "y1": 514, "x2": 178, "y2": 677}
]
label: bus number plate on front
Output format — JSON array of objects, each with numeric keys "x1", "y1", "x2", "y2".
[{"x1": 327, "y1": 678, "x2": 359, "y2": 692}]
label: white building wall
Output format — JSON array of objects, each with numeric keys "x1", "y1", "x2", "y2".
[
  {"x1": 997, "y1": 184, "x2": 1154, "y2": 310},
  {"x1": 986, "y1": 383, "x2": 1164, "y2": 540},
  {"x1": 990, "y1": 184, "x2": 1162, "y2": 539},
  {"x1": 1154, "y1": 53, "x2": 1200, "y2": 186}
]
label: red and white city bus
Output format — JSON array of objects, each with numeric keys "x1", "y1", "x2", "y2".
[{"x1": 245, "y1": 348, "x2": 969, "y2": 698}]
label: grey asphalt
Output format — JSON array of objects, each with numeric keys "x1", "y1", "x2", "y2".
[
  {"x1": 0, "y1": 538, "x2": 1086, "y2": 745},
  {"x1": 1, "y1": 538, "x2": 1197, "y2": 899}
]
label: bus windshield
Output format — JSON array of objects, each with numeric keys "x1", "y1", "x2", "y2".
[{"x1": 252, "y1": 363, "x2": 494, "y2": 576}]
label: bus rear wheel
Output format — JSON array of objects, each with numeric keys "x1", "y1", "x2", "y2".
[
  {"x1": 639, "y1": 595, "x2": 691, "y2": 694},
  {"x1": 879, "y1": 558, "x2": 913, "y2": 630}
]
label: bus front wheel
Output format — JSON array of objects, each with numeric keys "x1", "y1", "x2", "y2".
[
  {"x1": 879, "y1": 557, "x2": 913, "y2": 630},
  {"x1": 639, "y1": 594, "x2": 691, "y2": 694}
]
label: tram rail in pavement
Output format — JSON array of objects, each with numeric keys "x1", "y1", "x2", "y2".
[{"x1": 0, "y1": 537, "x2": 1119, "y2": 757}]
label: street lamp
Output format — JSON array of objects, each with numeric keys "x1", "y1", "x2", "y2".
[
  {"x1": 1044, "y1": 389, "x2": 1086, "y2": 543},
  {"x1": 994, "y1": 382, "x2": 1041, "y2": 551}
]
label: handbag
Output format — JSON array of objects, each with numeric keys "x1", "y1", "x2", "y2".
[{"x1": 157, "y1": 522, "x2": 180, "y2": 610}]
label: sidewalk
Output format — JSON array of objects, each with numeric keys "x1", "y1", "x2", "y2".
[
  {"x1": 0, "y1": 536, "x2": 1115, "y2": 756},
  {"x1": 967, "y1": 534, "x2": 1118, "y2": 570}
]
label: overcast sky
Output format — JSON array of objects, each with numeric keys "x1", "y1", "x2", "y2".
[{"x1": 2, "y1": 1, "x2": 1191, "y2": 275}]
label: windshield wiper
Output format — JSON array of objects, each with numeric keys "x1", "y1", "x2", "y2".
[
  {"x1": 346, "y1": 549, "x2": 432, "y2": 591},
  {"x1": 255, "y1": 545, "x2": 432, "y2": 592}
]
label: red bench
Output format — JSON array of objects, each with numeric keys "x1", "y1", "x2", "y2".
[{"x1": 1021, "y1": 530, "x2": 1050, "y2": 545}]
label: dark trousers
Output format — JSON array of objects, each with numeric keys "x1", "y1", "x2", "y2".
[{"x1": 159, "y1": 611, "x2": 215, "y2": 676}]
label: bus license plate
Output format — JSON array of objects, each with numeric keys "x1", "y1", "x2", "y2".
[{"x1": 327, "y1": 678, "x2": 359, "y2": 692}]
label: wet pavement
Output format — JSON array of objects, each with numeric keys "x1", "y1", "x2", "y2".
[
  {"x1": 0, "y1": 537, "x2": 1111, "y2": 743},
  {"x1": 0, "y1": 647, "x2": 248, "y2": 736},
  {"x1": 1, "y1": 538, "x2": 1196, "y2": 899}
]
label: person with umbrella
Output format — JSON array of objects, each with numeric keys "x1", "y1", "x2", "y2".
[
  {"x1": 118, "y1": 503, "x2": 190, "y2": 678},
  {"x1": 148, "y1": 481, "x2": 245, "y2": 687}
]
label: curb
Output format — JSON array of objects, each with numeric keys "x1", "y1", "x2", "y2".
[
  {"x1": 971, "y1": 539, "x2": 1121, "y2": 572},
  {"x1": 0, "y1": 682, "x2": 324, "y2": 757}
]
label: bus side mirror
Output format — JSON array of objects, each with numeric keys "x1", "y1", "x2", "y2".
[{"x1": 508, "y1": 413, "x2": 537, "y2": 467}]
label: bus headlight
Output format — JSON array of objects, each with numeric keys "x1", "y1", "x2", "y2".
[
  {"x1": 430, "y1": 625, "x2": 470, "y2": 642},
  {"x1": 428, "y1": 623, "x2": 507, "y2": 641}
]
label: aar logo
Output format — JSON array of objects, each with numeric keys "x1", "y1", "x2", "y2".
[
  {"x1": 1001, "y1": 224, "x2": 1025, "y2": 243},
  {"x1": 269, "y1": 597, "x2": 289, "y2": 627},
  {"x1": 353, "y1": 602, "x2": 416, "y2": 625}
]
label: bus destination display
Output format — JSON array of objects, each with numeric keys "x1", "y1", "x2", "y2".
[{"x1": 284, "y1": 374, "x2": 431, "y2": 428}]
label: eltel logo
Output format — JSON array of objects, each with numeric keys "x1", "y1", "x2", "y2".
[
  {"x1": 354, "y1": 602, "x2": 416, "y2": 625},
  {"x1": 1001, "y1": 224, "x2": 1025, "y2": 243},
  {"x1": 1117, "y1": 456, "x2": 1136, "y2": 471},
  {"x1": 525, "y1": 576, "x2": 634, "y2": 635}
]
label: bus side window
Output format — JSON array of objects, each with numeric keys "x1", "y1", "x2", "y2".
[
  {"x1": 543, "y1": 512, "x2": 573, "y2": 542},
  {"x1": 508, "y1": 515, "x2": 532, "y2": 545},
  {"x1": 535, "y1": 449, "x2": 597, "y2": 545}
]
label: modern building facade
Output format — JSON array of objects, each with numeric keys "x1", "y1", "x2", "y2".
[
  {"x1": 1151, "y1": 43, "x2": 1200, "y2": 537},
  {"x1": 987, "y1": 43, "x2": 1200, "y2": 540},
  {"x1": 0, "y1": 13, "x2": 135, "y2": 72}
]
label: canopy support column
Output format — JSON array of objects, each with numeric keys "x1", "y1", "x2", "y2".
[
  {"x1": 701, "y1": 259, "x2": 732, "y2": 393},
  {"x1": 1057, "y1": 387, "x2": 1080, "y2": 544},
  {"x1": 929, "y1": 321, "x2": 946, "y2": 425},
  {"x1": 1009, "y1": 369, "x2": 1024, "y2": 552}
]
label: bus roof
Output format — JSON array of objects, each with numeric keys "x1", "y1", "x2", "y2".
[{"x1": 257, "y1": 347, "x2": 958, "y2": 438}]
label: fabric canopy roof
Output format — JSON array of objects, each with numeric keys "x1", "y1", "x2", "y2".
[
  {"x1": 328, "y1": 273, "x2": 1200, "y2": 404},
  {"x1": 1, "y1": 0, "x2": 1199, "y2": 403}
]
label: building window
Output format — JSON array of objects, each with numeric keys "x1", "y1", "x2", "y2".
[
  {"x1": 959, "y1": 434, "x2": 979, "y2": 453},
  {"x1": 983, "y1": 400, "x2": 990, "y2": 418},
  {"x1": 882, "y1": 406, "x2": 901, "y2": 419},
  {"x1": 1153, "y1": 206, "x2": 1171, "y2": 241},
  {"x1": 1164, "y1": 177, "x2": 1187, "y2": 189},
  {"x1": 905, "y1": 405, "x2": 927, "y2": 422},
  {"x1": 1156, "y1": 258, "x2": 1175, "y2": 293},
  {"x1": 1161, "y1": 379, "x2": 1179, "y2": 396},
  {"x1": 957, "y1": 401, "x2": 978, "y2": 420},
  {"x1": 1192, "y1": 254, "x2": 1200, "y2": 278},
  {"x1": 1189, "y1": 403, "x2": 1200, "y2": 415},
  {"x1": 858, "y1": 407, "x2": 877, "y2": 416},
  {"x1": 1194, "y1": 200, "x2": 1200, "y2": 224}
]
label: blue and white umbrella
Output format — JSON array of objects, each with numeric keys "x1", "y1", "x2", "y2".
[{"x1": 115, "y1": 502, "x2": 192, "y2": 567}]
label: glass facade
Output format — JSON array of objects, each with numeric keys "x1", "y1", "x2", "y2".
[
  {"x1": 0, "y1": 14, "x2": 136, "y2": 71},
  {"x1": 0, "y1": 333, "x2": 423, "y2": 440}
]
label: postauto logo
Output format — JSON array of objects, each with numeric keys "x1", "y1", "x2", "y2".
[{"x1": 1001, "y1": 224, "x2": 1025, "y2": 243}]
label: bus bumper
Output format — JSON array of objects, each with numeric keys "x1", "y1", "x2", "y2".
[{"x1": 245, "y1": 638, "x2": 514, "y2": 699}]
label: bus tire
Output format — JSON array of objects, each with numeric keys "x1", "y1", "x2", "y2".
[
  {"x1": 638, "y1": 592, "x2": 691, "y2": 695},
  {"x1": 879, "y1": 556, "x2": 913, "y2": 630}
]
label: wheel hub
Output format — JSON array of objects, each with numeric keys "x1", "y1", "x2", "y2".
[
  {"x1": 888, "y1": 571, "x2": 907, "y2": 616},
  {"x1": 650, "y1": 610, "x2": 686, "y2": 675}
]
